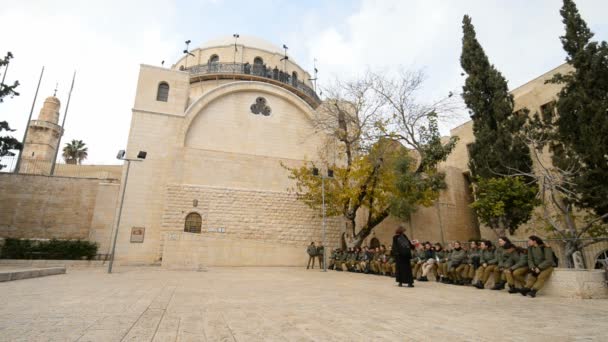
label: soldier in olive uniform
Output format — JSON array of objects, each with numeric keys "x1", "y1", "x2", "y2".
[
  {"x1": 447, "y1": 241, "x2": 467, "y2": 284},
  {"x1": 462, "y1": 241, "x2": 480, "y2": 285},
  {"x1": 357, "y1": 246, "x2": 371, "y2": 273},
  {"x1": 316, "y1": 242, "x2": 325, "y2": 269},
  {"x1": 521, "y1": 235, "x2": 556, "y2": 297},
  {"x1": 492, "y1": 239, "x2": 515, "y2": 290},
  {"x1": 328, "y1": 248, "x2": 340, "y2": 270},
  {"x1": 337, "y1": 248, "x2": 348, "y2": 271},
  {"x1": 504, "y1": 246, "x2": 528, "y2": 293},
  {"x1": 345, "y1": 247, "x2": 358, "y2": 272},
  {"x1": 369, "y1": 247, "x2": 381, "y2": 274},
  {"x1": 306, "y1": 242, "x2": 317, "y2": 269},
  {"x1": 474, "y1": 240, "x2": 495, "y2": 289},
  {"x1": 434, "y1": 243, "x2": 447, "y2": 282}
]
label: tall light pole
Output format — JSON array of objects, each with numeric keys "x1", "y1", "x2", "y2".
[
  {"x1": 107, "y1": 150, "x2": 147, "y2": 274},
  {"x1": 313, "y1": 167, "x2": 333, "y2": 272}
]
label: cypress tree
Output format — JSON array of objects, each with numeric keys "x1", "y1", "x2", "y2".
[
  {"x1": 460, "y1": 15, "x2": 536, "y2": 235},
  {"x1": 550, "y1": 0, "x2": 608, "y2": 217}
]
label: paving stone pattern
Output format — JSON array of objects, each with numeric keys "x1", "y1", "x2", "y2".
[{"x1": 0, "y1": 267, "x2": 607, "y2": 341}]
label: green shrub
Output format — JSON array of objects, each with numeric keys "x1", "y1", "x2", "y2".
[{"x1": 0, "y1": 238, "x2": 98, "y2": 260}]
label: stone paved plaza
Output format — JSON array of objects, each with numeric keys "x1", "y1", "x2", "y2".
[{"x1": 1, "y1": 267, "x2": 607, "y2": 341}]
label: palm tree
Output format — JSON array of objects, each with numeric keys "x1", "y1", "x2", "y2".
[{"x1": 62, "y1": 139, "x2": 88, "y2": 165}]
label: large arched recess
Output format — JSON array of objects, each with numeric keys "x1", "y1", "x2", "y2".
[{"x1": 178, "y1": 81, "x2": 317, "y2": 150}]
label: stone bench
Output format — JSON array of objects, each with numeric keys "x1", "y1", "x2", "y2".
[{"x1": 542, "y1": 268, "x2": 607, "y2": 299}]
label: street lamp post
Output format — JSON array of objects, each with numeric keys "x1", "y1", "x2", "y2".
[
  {"x1": 107, "y1": 150, "x2": 147, "y2": 274},
  {"x1": 313, "y1": 167, "x2": 333, "y2": 272}
]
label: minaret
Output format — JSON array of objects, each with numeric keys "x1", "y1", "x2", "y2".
[{"x1": 20, "y1": 95, "x2": 63, "y2": 174}]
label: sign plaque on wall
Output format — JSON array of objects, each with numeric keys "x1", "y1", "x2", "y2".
[{"x1": 130, "y1": 227, "x2": 145, "y2": 243}]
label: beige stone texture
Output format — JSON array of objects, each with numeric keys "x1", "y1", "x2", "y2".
[
  {"x1": 0, "y1": 174, "x2": 119, "y2": 250},
  {"x1": 20, "y1": 96, "x2": 63, "y2": 173},
  {"x1": 162, "y1": 233, "x2": 326, "y2": 268},
  {"x1": 543, "y1": 268, "x2": 608, "y2": 299},
  {"x1": 1, "y1": 267, "x2": 607, "y2": 341},
  {"x1": 112, "y1": 50, "x2": 331, "y2": 266}
]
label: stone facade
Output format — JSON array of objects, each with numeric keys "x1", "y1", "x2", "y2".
[{"x1": 0, "y1": 173, "x2": 119, "y2": 252}]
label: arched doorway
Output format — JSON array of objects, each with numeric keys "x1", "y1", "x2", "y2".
[{"x1": 184, "y1": 212, "x2": 202, "y2": 233}]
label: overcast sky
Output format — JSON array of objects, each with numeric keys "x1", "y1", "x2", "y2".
[{"x1": 1, "y1": 0, "x2": 607, "y2": 165}]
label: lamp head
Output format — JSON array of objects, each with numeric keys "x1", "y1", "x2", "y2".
[{"x1": 116, "y1": 150, "x2": 126, "y2": 160}]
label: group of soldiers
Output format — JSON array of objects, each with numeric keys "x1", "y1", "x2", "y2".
[
  {"x1": 325, "y1": 235, "x2": 557, "y2": 298},
  {"x1": 328, "y1": 245, "x2": 396, "y2": 276}
]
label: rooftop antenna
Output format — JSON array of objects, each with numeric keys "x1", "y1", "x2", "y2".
[
  {"x1": 280, "y1": 44, "x2": 289, "y2": 74},
  {"x1": 14, "y1": 66, "x2": 44, "y2": 174},
  {"x1": 233, "y1": 33, "x2": 240, "y2": 70},
  {"x1": 308, "y1": 58, "x2": 318, "y2": 93},
  {"x1": 53, "y1": 82, "x2": 58, "y2": 97},
  {"x1": 183, "y1": 39, "x2": 194, "y2": 68}
]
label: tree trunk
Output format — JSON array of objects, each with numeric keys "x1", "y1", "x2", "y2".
[
  {"x1": 563, "y1": 240, "x2": 579, "y2": 269},
  {"x1": 351, "y1": 210, "x2": 390, "y2": 247}
]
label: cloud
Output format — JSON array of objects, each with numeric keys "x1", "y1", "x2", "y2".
[
  {"x1": 296, "y1": 0, "x2": 608, "y2": 133},
  {"x1": 0, "y1": 0, "x2": 181, "y2": 165}
]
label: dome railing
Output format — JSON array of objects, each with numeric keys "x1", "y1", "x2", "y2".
[{"x1": 186, "y1": 62, "x2": 321, "y2": 106}]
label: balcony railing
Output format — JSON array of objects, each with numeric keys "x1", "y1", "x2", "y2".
[{"x1": 186, "y1": 62, "x2": 321, "y2": 107}]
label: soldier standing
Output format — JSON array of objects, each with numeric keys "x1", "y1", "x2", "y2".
[{"x1": 306, "y1": 242, "x2": 317, "y2": 269}]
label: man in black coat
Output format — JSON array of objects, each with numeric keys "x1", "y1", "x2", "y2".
[{"x1": 391, "y1": 226, "x2": 414, "y2": 287}]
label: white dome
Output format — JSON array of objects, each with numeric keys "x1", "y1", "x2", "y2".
[{"x1": 199, "y1": 35, "x2": 287, "y2": 56}]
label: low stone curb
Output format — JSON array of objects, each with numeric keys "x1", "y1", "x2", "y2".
[{"x1": 0, "y1": 267, "x2": 66, "y2": 282}]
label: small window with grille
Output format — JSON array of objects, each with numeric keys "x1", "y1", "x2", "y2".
[
  {"x1": 184, "y1": 212, "x2": 202, "y2": 233},
  {"x1": 156, "y1": 82, "x2": 169, "y2": 102}
]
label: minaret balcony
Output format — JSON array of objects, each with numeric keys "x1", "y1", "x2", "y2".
[{"x1": 29, "y1": 120, "x2": 63, "y2": 134}]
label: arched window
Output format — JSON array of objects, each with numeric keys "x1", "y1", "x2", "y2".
[
  {"x1": 209, "y1": 55, "x2": 219, "y2": 64},
  {"x1": 156, "y1": 82, "x2": 169, "y2": 102},
  {"x1": 291, "y1": 71, "x2": 298, "y2": 86},
  {"x1": 370, "y1": 237, "x2": 380, "y2": 249},
  {"x1": 253, "y1": 57, "x2": 265, "y2": 76},
  {"x1": 208, "y1": 55, "x2": 219, "y2": 72},
  {"x1": 184, "y1": 212, "x2": 202, "y2": 233},
  {"x1": 595, "y1": 249, "x2": 608, "y2": 269}
]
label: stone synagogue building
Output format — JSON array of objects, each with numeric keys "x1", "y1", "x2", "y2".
[{"x1": 1, "y1": 35, "x2": 606, "y2": 268}]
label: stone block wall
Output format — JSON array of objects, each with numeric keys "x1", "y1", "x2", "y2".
[
  {"x1": 162, "y1": 232, "x2": 313, "y2": 268},
  {"x1": 0, "y1": 173, "x2": 119, "y2": 249},
  {"x1": 159, "y1": 183, "x2": 343, "y2": 262}
]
